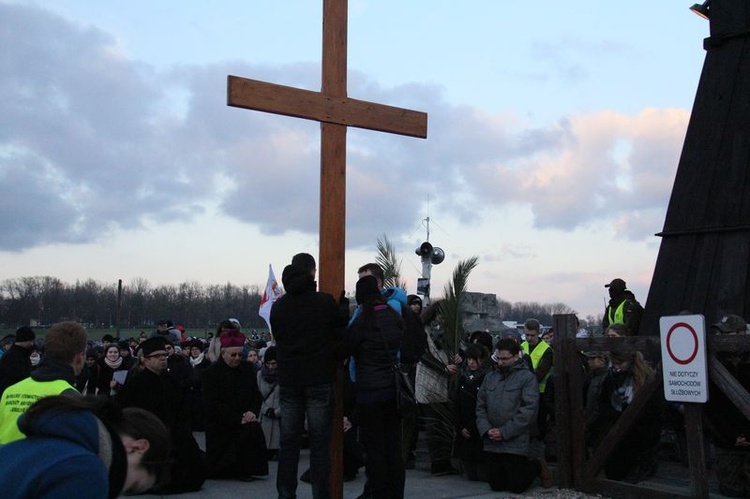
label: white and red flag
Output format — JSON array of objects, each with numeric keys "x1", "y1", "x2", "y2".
[{"x1": 258, "y1": 264, "x2": 282, "y2": 332}]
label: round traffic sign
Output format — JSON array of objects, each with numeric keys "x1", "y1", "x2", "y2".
[{"x1": 666, "y1": 322, "x2": 699, "y2": 365}]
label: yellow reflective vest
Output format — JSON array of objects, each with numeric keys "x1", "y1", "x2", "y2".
[
  {"x1": 607, "y1": 300, "x2": 626, "y2": 326},
  {"x1": 521, "y1": 339, "x2": 552, "y2": 393},
  {"x1": 0, "y1": 377, "x2": 77, "y2": 444}
]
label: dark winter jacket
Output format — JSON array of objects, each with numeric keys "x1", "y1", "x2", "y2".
[
  {"x1": 0, "y1": 344, "x2": 33, "y2": 395},
  {"x1": 583, "y1": 365, "x2": 608, "y2": 437},
  {"x1": 587, "y1": 366, "x2": 662, "y2": 451},
  {"x1": 455, "y1": 361, "x2": 493, "y2": 434},
  {"x1": 118, "y1": 367, "x2": 206, "y2": 493},
  {"x1": 602, "y1": 290, "x2": 643, "y2": 335},
  {"x1": 30, "y1": 356, "x2": 79, "y2": 388},
  {"x1": 203, "y1": 359, "x2": 263, "y2": 428},
  {"x1": 270, "y1": 264, "x2": 349, "y2": 386},
  {"x1": 453, "y1": 361, "x2": 493, "y2": 461},
  {"x1": 202, "y1": 358, "x2": 268, "y2": 478},
  {"x1": 96, "y1": 357, "x2": 133, "y2": 396},
  {"x1": 338, "y1": 304, "x2": 404, "y2": 402},
  {"x1": 0, "y1": 406, "x2": 127, "y2": 498}
]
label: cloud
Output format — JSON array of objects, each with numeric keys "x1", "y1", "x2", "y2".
[
  {"x1": 0, "y1": 3, "x2": 689, "y2": 253},
  {"x1": 468, "y1": 108, "x2": 687, "y2": 240}
]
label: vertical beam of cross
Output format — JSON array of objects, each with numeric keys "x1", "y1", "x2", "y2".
[
  {"x1": 319, "y1": 0, "x2": 347, "y2": 298},
  {"x1": 227, "y1": 1, "x2": 427, "y2": 497}
]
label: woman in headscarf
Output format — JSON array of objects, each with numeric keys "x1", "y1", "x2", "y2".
[{"x1": 202, "y1": 329, "x2": 269, "y2": 480}]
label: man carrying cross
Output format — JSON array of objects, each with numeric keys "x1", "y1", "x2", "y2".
[{"x1": 271, "y1": 253, "x2": 350, "y2": 499}]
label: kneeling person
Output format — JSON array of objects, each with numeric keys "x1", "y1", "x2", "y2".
[
  {"x1": 202, "y1": 329, "x2": 269, "y2": 480},
  {"x1": 476, "y1": 338, "x2": 540, "y2": 494}
]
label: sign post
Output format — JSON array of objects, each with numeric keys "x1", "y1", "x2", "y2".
[{"x1": 659, "y1": 314, "x2": 709, "y2": 403}]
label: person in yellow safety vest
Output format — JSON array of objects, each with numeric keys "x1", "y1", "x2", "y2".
[
  {"x1": 602, "y1": 278, "x2": 644, "y2": 336},
  {"x1": 520, "y1": 319, "x2": 552, "y2": 393},
  {"x1": 519, "y1": 318, "x2": 554, "y2": 488},
  {"x1": 0, "y1": 321, "x2": 87, "y2": 444}
]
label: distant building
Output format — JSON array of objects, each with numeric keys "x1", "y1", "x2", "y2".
[{"x1": 460, "y1": 292, "x2": 507, "y2": 333}]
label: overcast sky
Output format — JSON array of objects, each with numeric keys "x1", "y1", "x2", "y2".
[{"x1": 0, "y1": 1, "x2": 710, "y2": 319}]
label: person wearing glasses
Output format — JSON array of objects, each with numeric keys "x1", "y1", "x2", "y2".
[
  {"x1": 117, "y1": 336, "x2": 206, "y2": 494},
  {"x1": 475, "y1": 338, "x2": 540, "y2": 494},
  {"x1": 202, "y1": 329, "x2": 269, "y2": 481}
]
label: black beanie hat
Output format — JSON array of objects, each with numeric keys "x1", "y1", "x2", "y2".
[
  {"x1": 264, "y1": 346, "x2": 277, "y2": 363},
  {"x1": 15, "y1": 326, "x2": 35, "y2": 343},
  {"x1": 137, "y1": 337, "x2": 167, "y2": 357}
]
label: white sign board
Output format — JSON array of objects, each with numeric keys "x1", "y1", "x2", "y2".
[{"x1": 660, "y1": 314, "x2": 709, "y2": 403}]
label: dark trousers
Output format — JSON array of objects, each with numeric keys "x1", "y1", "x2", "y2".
[
  {"x1": 359, "y1": 398, "x2": 405, "y2": 499},
  {"x1": 484, "y1": 452, "x2": 540, "y2": 494},
  {"x1": 277, "y1": 384, "x2": 333, "y2": 499}
]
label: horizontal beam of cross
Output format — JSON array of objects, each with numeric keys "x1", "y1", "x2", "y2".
[{"x1": 227, "y1": 75, "x2": 428, "y2": 138}]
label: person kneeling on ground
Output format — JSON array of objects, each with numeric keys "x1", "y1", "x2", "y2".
[{"x1": 476, "y1": 338, "x2": 540, "y2": 494}]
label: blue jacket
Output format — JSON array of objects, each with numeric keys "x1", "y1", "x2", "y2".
[{"x1": 0, "y1": 408, "x2": 124, "y2": 498}]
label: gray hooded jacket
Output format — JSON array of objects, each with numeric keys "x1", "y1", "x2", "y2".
[{"x1": 475, "y1": 358, "x2": 539, "y2": 456}]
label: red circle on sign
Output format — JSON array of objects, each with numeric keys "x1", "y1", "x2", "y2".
[{"x1": 666, "y1": 322, "x2": 699, "y2": 365}]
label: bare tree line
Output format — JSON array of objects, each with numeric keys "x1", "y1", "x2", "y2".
[
  {"x1": 495, "y1": 298, "x2": 601, "y2": 328},
  {"x1": 0, "y1": 275, "x2": 600, "y2": 333},
  {"x1": 0, "y1": 276, "x2": 265, "y2": 331}
]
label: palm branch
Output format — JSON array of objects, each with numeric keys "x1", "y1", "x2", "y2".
[
  {"x1": 439, "y1": 256, "x2": 479, "y2": 355},
  {"x1": 376, "y1": 234, "x2": 407, "y2": 289}
]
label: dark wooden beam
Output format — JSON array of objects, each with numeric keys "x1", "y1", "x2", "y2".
[{"x1": 228, "y1": 76, "x2": 428, "y2": 138}]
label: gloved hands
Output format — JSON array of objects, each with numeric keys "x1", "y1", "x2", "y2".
[
  {"x1": 339, "y1": 290, "x2": 350, "y2": 306},
  {"x1": 265, "y1": 408, "x2": 277, "y2": 419}
]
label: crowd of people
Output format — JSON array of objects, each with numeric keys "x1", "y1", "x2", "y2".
[{"x1": 0, "y1": 269, "x2": 747, "y2": 498}]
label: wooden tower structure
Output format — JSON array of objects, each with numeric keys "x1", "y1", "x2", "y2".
[{"x1": 642, "y1": 0, "x2": 750, "y2": 334}]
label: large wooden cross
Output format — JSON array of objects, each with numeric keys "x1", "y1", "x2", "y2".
[
  {"x1": 226, "y1": 0, "x2": 427, "y2": 496},
  {"x1": 228, "y1": 0, "x2": 427, "y2": 295}
]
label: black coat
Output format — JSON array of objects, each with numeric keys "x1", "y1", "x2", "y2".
[
  {"x1": 0, "y1": 345, "x2": 32, "y2": 395},
  {"x1": 187, "y1": 356, "x2": 211, "y2": 431},
  {"x1": 95, "y1": 356, "x2": 134, "y2": 396},
  {"x1": 74, "y1": 363, "x2": 99, "y2": 395},
  {"x1": 270, "y1": 265, "x2": 349, "y2": 387},
  {"x1": 118, "y1": 367, "x2": 205, "y2": 493},
  {"x1": 453, "y1": 362, "x2": 493, "y2": 461},
  {"x1": 202, "y1": 359, "x2": 268, "y2": 478},
  {"x1": 339, "y1": 304, "x2": 404, "y2": 398}
]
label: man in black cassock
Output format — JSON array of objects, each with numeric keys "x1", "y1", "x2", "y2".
[
  {"x1": 202, "y1": 328, "x2": 268, "y2": 480},
  {"x1": 118, "y1": 336, "x2": 206, "y2": 494}
]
